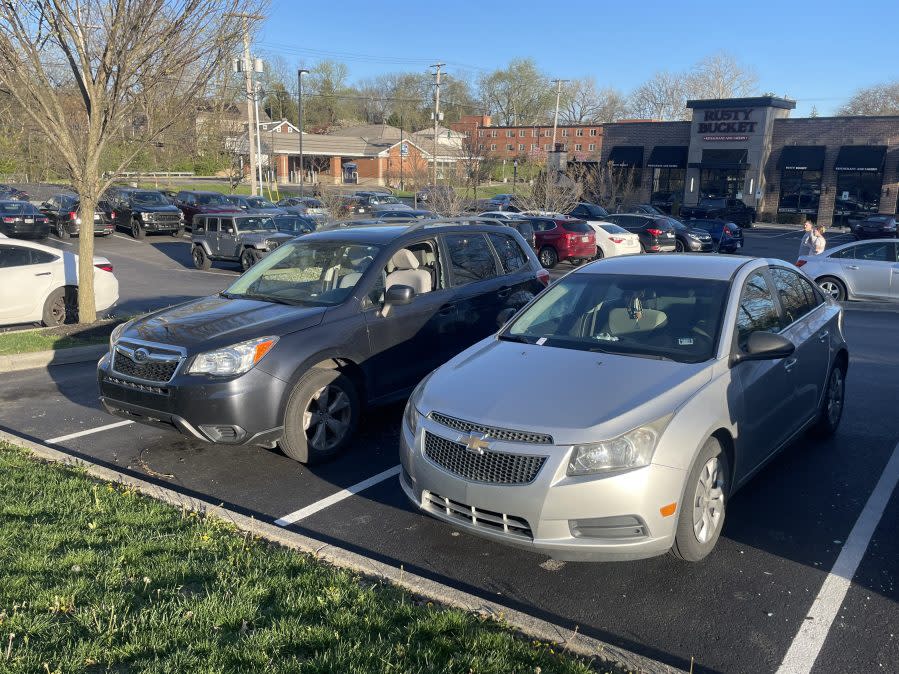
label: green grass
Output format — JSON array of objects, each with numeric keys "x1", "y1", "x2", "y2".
[
  {"x1": 0, "y1": 330, "x2": 108, "y2": 356},
  {"x1": 0, "y1": 442, "x2": 619, "y2": 673}
]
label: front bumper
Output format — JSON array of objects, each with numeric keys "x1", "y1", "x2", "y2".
[
  {"x1": 686, "y1": 238, "x2": 714, "y2": 252},
  {"x1": 97, "y1": 352, "x2": 286, "y2": 446},
  {"x1": 140, "y1": 218, "x2": 182, "y2": 232},
  {"x1": 400, "y1": 415, "x2": 686, "y2": 562}
]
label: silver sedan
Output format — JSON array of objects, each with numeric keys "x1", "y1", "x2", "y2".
[
  {"x1": 400, "y1": 255, "x2": 848, "y2": 562},
  {"x1": 798, "y1": 238, "x2": 899, "y2": 301}
]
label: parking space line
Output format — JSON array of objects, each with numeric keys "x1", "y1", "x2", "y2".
[
  {"x1": 776, "y1": 441, "x2": 899, "y2": 674},
  {"x1": 46, "y1": 420, "x2": 134, "y2": 444},
  {"x1": 275, "y1": 465, "x2": 401, "y2": 526},
  {"x1": 175, "y1": 268, "x2": 236, "y2": 277},
  {"x1": 112, "y1": 234, "x2": 140, "y2": 243}
]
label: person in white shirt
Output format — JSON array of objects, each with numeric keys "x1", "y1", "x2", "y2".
[
  {"x1": 798, "y1": 219, "x2": 815, "y2": 258},
  {"x1": 812, "y1": 224, "x2": 827, "y2": 255}
]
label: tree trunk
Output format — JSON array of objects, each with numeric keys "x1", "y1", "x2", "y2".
[{"x1": 76, "y1": 188, "x2": 98, "y2": 324}]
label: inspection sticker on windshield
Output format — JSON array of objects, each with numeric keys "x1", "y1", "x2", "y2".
[
  {"x1": 536, "y1": 337, "x2": 547, "y2": 345},
  {"x1": 678, "y1": 337, "x2": 694, "y2": 346}
]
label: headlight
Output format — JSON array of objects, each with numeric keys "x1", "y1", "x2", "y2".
[
  {"x1": 188, "y1": 336, "x2": 279, "y2": 376},
  {"x1": 179, "y1": 211, "x2": 185, "y2": 221},
  {"x1": 403, "y1": 370, "x2": 436, "y2": 436},
  {"x1": 109, "y1": 320, "x2": 130, "y2": 350},
  {"x1": 142, "y1": 212, "x2": 154, "y2": 220},
  {"x1": 567, "y1": 416, "x2": 671, "y2": 476}
]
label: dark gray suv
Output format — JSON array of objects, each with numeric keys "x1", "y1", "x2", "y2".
[
  {"x1": 191, "y1": 214, "x2": 294, "y2": 271},
  {"x1": 98, "y1": 222, "x2": 549, "y2": 463}
]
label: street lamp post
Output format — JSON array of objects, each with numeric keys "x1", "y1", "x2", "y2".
[
  {"x1": 297, "y1": 68, "x2": 309, "y2": 195},
  {"x1": 513, "y1": 158, "x2": 518, "y2": 194}
]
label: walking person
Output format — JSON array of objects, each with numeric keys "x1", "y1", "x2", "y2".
[
  {"x1": 798, "y1": 218, "x2": 815, "y2": 258},
  {"x1": 812, "y1": 224, "x2": 827, "y2": 255}
]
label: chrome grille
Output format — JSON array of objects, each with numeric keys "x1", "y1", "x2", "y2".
[
  {"x1": 424, "y1": 432, "x2": 546, "y2": 485},
  {"x1": 112, "y1": 341, "x2": 182, "y2": 383},
  {"x1": 429, "y1": 412, "x2": 552, "y2": 444},
  {"x1": 147, "y1": 213, "x2": 180, "y2": 224},
  {"x1": 423, "y1": 491, "x2": 532, "y2": 540}
]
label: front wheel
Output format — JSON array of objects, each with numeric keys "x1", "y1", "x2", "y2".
[
  {"x1": 816, "y1": 276, "x2": 846, "y2": 302},
  {"x1": 675, "y1": 239, "x2": 685, "y2": 252},
  {"x1": 539, "y1": 247, "x2": 558, "y2": 269},
  {"x1": 812, "y1": 362, "x2": 846, "y2": 437},
  {"x1": 240, "y1": 248, "x2": 261, "y2": 272},
  {"x1": 131, "y1": 220, "x2": 145, "y2": 239},
  {"x1": 280, "y1": 368, "x2": 360, "y2": 464},
  {"x1": 192, "y1": 246, "x2": 211, "y2": 270},
  {"x1": 670, "y1": 437, "x2": 730, "y2": 562}
]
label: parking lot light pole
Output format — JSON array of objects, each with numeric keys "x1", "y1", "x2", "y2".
[
  {"x1": 513, "y1": 158, "x2": 518, "y2": 194},
  {"x1": 297, "y1": 69, "x2": 309, "y2": 196}
]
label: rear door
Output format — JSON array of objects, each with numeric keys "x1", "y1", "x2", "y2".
[
  {"x1": 838, "y1": 241, "x2": 894, "y2": 299},
  {"x1": 0, "y1": 244, "x2": 59, "y2": 323},
  {"x1": 487, "y1": 231, "x2": 542, "y2": 316}
]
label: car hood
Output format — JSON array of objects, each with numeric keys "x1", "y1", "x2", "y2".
[
  {"x1": 419, "y1": 338, "x2": 713, "y2": 445},
  {"x1": 197, "y1": 205, "x2": 242, "y2": 213},
  {"x1": 120, "y1": 295, "x2": 327, "y2": 352},
  {"x1": 133, "y1": 203, "x2": 180, "y2": 212}
]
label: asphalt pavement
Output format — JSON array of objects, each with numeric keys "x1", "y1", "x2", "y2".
[{"x1": 2, "y1": 226, "x2": 897, "y2": 673}]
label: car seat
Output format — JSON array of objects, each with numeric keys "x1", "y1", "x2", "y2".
[{"x1": 385, "y1": 249, "x2": 432, "y2": 294}]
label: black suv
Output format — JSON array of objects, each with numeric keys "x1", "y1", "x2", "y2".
[
  {"x1": 40, "y1": 193, "x2": 114, "y2": 239},
  {"x1": 601, "y1": 214, "x2": 677, "y2": 253},
  {"x1": 107, "y1": 188, "x2": 184, "y2": 238},
  {"x1": 98, "y1": 221, "x2": 549, "y2": 463},
  {"x1": 680, "y1": 197, "x2": 755, "y2": 227}
]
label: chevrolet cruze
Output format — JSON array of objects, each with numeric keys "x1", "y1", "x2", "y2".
[{"x1": 401, "y1": 255, "x2": 848, "y2": 562}]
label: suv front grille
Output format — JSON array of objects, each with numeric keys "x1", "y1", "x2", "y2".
[
  {"x1": 112, "y1": 341, "x2": 182, "y2": 383},
  {"x1": 430, "y1": 412, "x2": 552, "y2": 444},
  {"x1": 423, "y1": 491, "x2": 533, "y2": 539},
  {"x1": 424, "y1": 432, "x2": 546, "y2": 485},
  {"x1": 146, "y1": 213, "x2": 180, "y2": 225}
]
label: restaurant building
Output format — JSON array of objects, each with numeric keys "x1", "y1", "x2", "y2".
[{"x1": 598, "y1": 97, "x2": 899, "y2": 226}]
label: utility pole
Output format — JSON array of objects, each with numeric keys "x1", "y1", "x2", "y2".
[
  {"x1": 297, "y1": 69, "x2": 308, "y2": 195},
  {"x1": 550, "y1": 78, "x2": 569, "y2": 152},
  {"x1": 399, "y1": 116, "x2": 404, "y2": 192},
  {"x1": 229, "y1": 12, "x2": 264, "y2": 195},
  {"x1": 431, "y1": 62, "x2": 444, "y2": 187},
  {"x1": 254, "y1": 81, "x2": 265, "y2": 193}
]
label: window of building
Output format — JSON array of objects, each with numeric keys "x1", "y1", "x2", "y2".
[
  {"x1": 506, "y1": 130, "x2": 514, "y2": 138},
  {"x1": 519, "y1": 144, "x2": 525, "y2": 151},
  {"x1": 507, "y1": 144, "x2": 514, "y2": 151},
  {"x1": 652, "y1": 168, "x2": 686, "y2": 207},
  {"x1": 833, "y1": 172, "x2": 883, "y2": 227},
  {"x1": 590, "y1": 129, "x2": 598, "y2": 137},
  {"x1": 478, "y1": 144, "x2": 485, "y2": 150},
  {"x1": 490, "y1": 130, "x2": 497, "y2": 138},
  {"x1": 544, "y1": 144, "x2": 551, "y2": 151},
  {"x1": 519, "y1": 129, "x2": 526, "y2": 137},
  {"x1": 543, "y1": 130, "x2": 551, "y2": 137},
  {"x1": 532, "y1": 129, "x2": 539, "y2": 137},
  {"x1": 561, "y1": 129, "x2": 569, "y2": 137},
  {"x1": 478, "y1": 130, "x2": 484, "y2": 137},
  {"x1": 576, "y1": 129, "x2": 584, "y2": 137},
  {"x1": 700, "y1": 168, "x2": 746, "y2": 199},
  {"x1": 574, "y1": 144, "x2": 582, "y2": 151},
  {"x1": 562, "y1": 143, "x2": 568, "y2": 151},
  {"x1": 778, "y1": 170, "x2": 822, "y2": 216},
  {"x1": 531, "y1": 143, "x2": 538, "y2": 150},
  {"x1": 588, "y1": 143, "x2": 596, "y2": 151},
  {"x1": 490, "y1": 143, "x2": 497, "y2": 151}
]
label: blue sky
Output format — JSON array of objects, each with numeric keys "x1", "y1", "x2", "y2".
[{"x1": 260, "y1": 0, "x2": 898, "y2": 117}]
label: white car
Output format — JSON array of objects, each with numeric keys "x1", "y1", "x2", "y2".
[
  {"x1": 797, "y1": 238, "x2": 899, "y2": 302},
  {"x1": 0, "y1": 237, "x2": 119, "y2": 326},
  {"x1": 589, "y1": 221, "x2": 642, "y2": 258},
  {"x1": 477, "y1": 211, "x2": 520, "y2": 220}
]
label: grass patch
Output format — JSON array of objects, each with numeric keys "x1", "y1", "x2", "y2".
[
  {"x1": 0, "y1": 442, "x2": 619, "y2": 673},
  {"x1": 0, "y1": 320, "x2": 121, "y2": 356}
]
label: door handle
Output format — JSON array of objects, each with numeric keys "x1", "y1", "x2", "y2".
[
  {"x1": 497, "y1": 286, "x2": 512, "y2": 299},
  {"x1": 846, "y1": 265, "x2": 859, "y2": 270},
  {"x1": 783, "y1": 357, "x2": 798, "y2": 372},
  {"x1": 818, "y1": 330, "x2": 829, "y2": 342},
  {"x1": 34, "y1": 272, "x2": 51, "y2": 277},
  {"x1": 437, "y1": 305, "x2": 456, "y2": 316}
]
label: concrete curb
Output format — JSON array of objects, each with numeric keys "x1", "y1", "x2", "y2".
[
  {"x1": 0, "y1": 428, "x2": 684, "y2": 674},
  {"x1": 0, "y1": 344, "x2": 107, "y2": 373}
]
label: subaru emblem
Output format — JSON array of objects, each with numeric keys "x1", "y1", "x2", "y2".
[{"x1": 133, "y1": 347, "x2": 150, "y2": 364}]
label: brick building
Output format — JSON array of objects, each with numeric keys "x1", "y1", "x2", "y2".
[
  {"x1": 598, "y1": 97, "x2": 899, "y2": 226},
  {"x1": 450, "y1": 114, "x2": 603, "y2": 162}
]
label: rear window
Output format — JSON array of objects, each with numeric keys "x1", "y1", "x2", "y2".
[
  {"x1": 599, "y1": 224, "x2": 628, "y2": 234},
  {"x1": 561, "y1": 220, "x2": 592, "y2": 234},
  {"x1": 0, "y1": 202, "x2": 27, "y2": 214},
  {"x1": 304, "y1": 199, "x2": 323, "y2": 208}
]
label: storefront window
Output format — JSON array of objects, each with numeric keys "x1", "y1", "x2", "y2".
[
  {"x1": 778, "y1": 170, "x2": 822, "y2": 215},
  {"x1": 700, "y1": 168, "x2": 746, "y2": 199},
  {"x1": 651, "y1": 168, "x2": 685, "y2": 212},
  {"x1": 833, "y1": 172, "x2": 882, "y2": 226}
]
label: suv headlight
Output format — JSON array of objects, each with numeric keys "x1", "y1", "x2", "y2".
[
  {"x1": 567, "y1": 416, "x2": 671, "y2": 476},
  {"x1": 188, "y1": 336, "x2": 278, "y2": 376},
  {"x1": 141, "y1": 212, "x2": 154, "y2": 220},
  {"x1": 403, "y1": 370, "x2": 436, "y2": 436}
]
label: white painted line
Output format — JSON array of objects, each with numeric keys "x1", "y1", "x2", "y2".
[
  {"x1": 47, "y1": 420, "x2": 135, "y2": 445},
  {"x1": 112, "y1": 234, "x2": 140, "y2": 243},
  {"x1": 776, "y1": 441, "x2": 899, "y2": 674},
  {"x1": 275, "y1": 464, "x2": 401, "y2": 526},
  {"x1": 175, "y1": 268, "x2": 236, "y2": 277}
]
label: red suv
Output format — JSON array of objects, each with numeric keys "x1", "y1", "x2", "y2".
[{"x1": 528, "y1": 217, "x2": 596, "y2": 268}]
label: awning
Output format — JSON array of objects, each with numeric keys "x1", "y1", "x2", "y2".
[
  {"x1": 834, "y1": 145, "x2": 886, "y2": 172},
  {"x1": 607, "y1": 146, "x2": 644, "y2": 168},
  {"x1": 777, "y1": 146, "x2": 825, "y2": 171},
  {"x1": 691, "y1": 148, "x2": 749, "y2": 170},
  {"x1": 646, "y1": 146, "x2": 688, "y2": 169}
]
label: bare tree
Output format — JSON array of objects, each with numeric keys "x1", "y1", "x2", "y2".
[
  {"x1": 575, "y1": 162, "x2": 641, "y2": 211},
  {"x1": 512, "y1": 171, "x2": 582, "y2": 216},
  {"x1": 838, "y1": 80, "x2": 899, "y2": 116},
  {"x1": 478, "y1": 58, "x2": 554, "y2": 126},
  {"x1": 0, "y1": 0, "x2": 256, "y2": 323},
  {"x1": 687, "y1": 51, "x2": 758, "y2": 100},
  {"x1": 628, "y1": 71, "x2": 690, "y2": 121},
  {"x1": 560, "y1": 78, "x2": 629, "y2": 124}
]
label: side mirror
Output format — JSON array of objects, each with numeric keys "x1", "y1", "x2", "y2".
[
  {"x1": 731, "y1": 331, "x2": 795, "y2": 366},
  {"x1": 384, "y1": 284, "x2": 414, "y2": 306},
  {"x1": 226, "y1": 228, "x2": 235, "y2": 234},
  {"x1": 496, "y1": 307, "x2": 517, "y2": 328}
]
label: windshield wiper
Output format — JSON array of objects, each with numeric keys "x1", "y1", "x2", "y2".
[
  {"x1": 497, "y1": 333, "x2": 537, "y2": 345},
  {"x1": 587, "y1": 344, "x2": 674, "y2": 361},
  {"x1": 224, "y1": 292, "x2": 303, "y2": 306}
]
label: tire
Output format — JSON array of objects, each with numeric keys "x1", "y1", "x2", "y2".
[
  {"x1": 816, "y1": 276, "x2": 846, "y2": 302},
  {"x1": 42, "y1": 286, "x2": 77, "y2": 326},
  {"x1": 131, "y1": 220, "x2": 145, "y2": 239},
  {"x1": 538, "y1": 247, "x2": 558, "y2": 269},
  {"x1": 670, "y1": 437, "x2": 730, "y2": 562},
  {"x1": 56, "y1": 222, "x2": 70, "y2": 239},
  {"x1": 675, "y1": 239, "x2": 685, "y2": 253},
  {"x1": 240, "y1": 248, "x2": 261, "y2": 272},
  {"x1": 192, "y1": 246, "x2": 211, "y2": 270},
  {"x1": 280, "y1": 368, "x2": 360, "y2": 464},
  {"x1": 570, "y1": 258, "x2": 584, "y2": 266},
  {"x1": 639, "y1": 242, "x2": 647, "y2": 254},
  {"x1": 811, "y1": 360, "x2": 846, "y2": 438},
  {"x1": 594, "y1": 246, "x2": 605, "y2": 260}
]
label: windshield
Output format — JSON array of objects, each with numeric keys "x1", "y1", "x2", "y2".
[
  {"x1": 197, "y1": 193, "x2": 228, "y2": 205},
  {"x1": 225, "y1": 241, "x2": 381, "y2": 307},
  {"x1": 371, "y1": 195, "x2": 399, "y2": 205},
  {"x1": 273, "y1": 216, "x2": 312, "y2": 233},
  {"x1": 234, "y1": 216, "x2": 277, "y2": 232},
  {"x1": 247, "y1": 197, "x2": 276, "y2": 209},
  {"x1": 699, "y1": 198, "x2": 726, "y2": 207},
  {"x1": 132, "y1": 191, "x2": 168, "y2": 205},
  {"x1": 303, "y1": 199, "x2": 323, "y2": 208},
  {"x1": 690, "y1": 220, "x2": 720, "y2": 233},
  {"x1": 502, "y1": 274, "x2": 729, "y2": 363},
  {"x1": 599, "y1": 223, "x2": 628, "y2": 234}
]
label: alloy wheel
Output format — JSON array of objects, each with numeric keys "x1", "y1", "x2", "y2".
[
  {"x1": 303, "y1": 384, "x2": 352, "y2": 452},
  {"x1": 675, "y1": 240, "x2": 685, "y2": 252},
  {"x1": 826, "y1": 367, "x2": 845, "y2": 427},
  {"x1": 818, "y1": 280, "x2": 841, "y2": 300},
  {"x1": 692, "y1": 457, "x2": 725, "y2": 544}
]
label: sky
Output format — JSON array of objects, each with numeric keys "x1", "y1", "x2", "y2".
[{"x1": 260, "y1": 0, "x2": 899, "y2": 118}]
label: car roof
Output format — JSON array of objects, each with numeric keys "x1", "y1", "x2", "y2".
[
  {"x1": 302, "y1": 221, "x2": 519, "y2": 245},
  {"x1": 574, "y1": 252, "x2": 757, "y2": 281},
  {"x1": 0, "y1": 236, "x2": 68, "y2": 255},
  {"x1": 181, "y1": 190, "x2": 224, "y2": 196},
  {"x1": 817, "y1": 237, "x2": 897, "y2": 256}
]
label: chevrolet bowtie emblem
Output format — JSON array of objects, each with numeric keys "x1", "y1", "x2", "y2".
[{"x1": 462, "y1": 432, "x2": 490, "y2": 455}]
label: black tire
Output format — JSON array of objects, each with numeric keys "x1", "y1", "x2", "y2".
[
  {"x1": 639, "y1": 242, "x2": 647, "y2": 254},
  {"x1": 56, "y1": 222, "x2": 70, "y2": 239},
  {"x1": 42, "y1": 286, "x2": 77, "y2": 326},
  {"x1": 538, "y1": 247, "x2": 558, "y2": 269},
  {"x1": 594, "y1": 246, "x2": 605, "y2": 260},
  {"x1": 670, "y1": 437, "x2": 730, "y2": 562},
  {"x1": 816, "y1": 276, "x2": 846, "y2": 302},
  {"x1": 240, "y1": 248, "x2": 261, "y2": 272},
  {"x1": 570, "y1": 258, "x2": 584, "y2": 266},
  {"x1": 811, "y1": 360, "x2": 846, "y2": 438},
  {"x1": 280, "y1": 368, "x2": 360, "y2": 464},
  {"x1": 131, "y1": 219, "x2": 145, "y2": 239},
  {"x1": 192, "y1": 246, "x2": 211, "y2": 270},
  {"x1": 675, "y1": 239, "x2": 685, "y2": 252}
]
